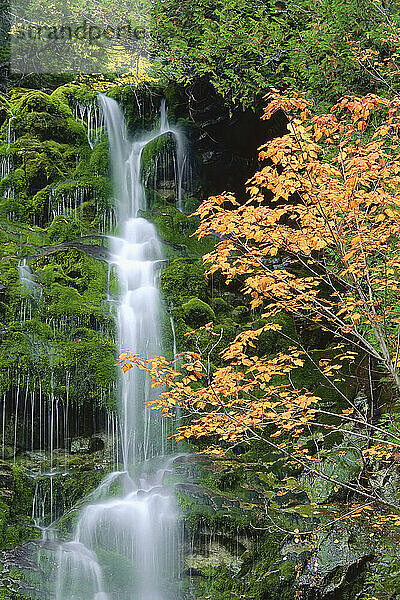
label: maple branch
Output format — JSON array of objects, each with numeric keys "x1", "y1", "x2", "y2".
[{"x1": 222, "y1": 232, "x2": 386, "y2": 363}]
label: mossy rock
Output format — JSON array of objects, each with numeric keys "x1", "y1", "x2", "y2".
[
  {"x1": 254, "y1": 313, "x2": 297, "y2": 356},
  {"x1": 89, "y1": 139, "x2": 110, "y2": 176},
  {"x1": 3, "y1": 523, "x2": 40, "y2": 549},
  {"x1": 45, "y1": 215, "x2": 86, "y2": 243},
  {"x1": 231, "y1": 305, "x2": 249, "y2": 323},
  {"x1": 13, "y1": 90, "x2": 87, "y2": 145},
  {"x1": 14, "y1": 90, "x2": 72, "y2": 119},
  {"x1": 144, "y1": 204, "x2": 210, "y2": 258},
  {"x1": 108, "y1": 84, "x2": 162, "y2": 135},
  {"x1": 141, "y1": 133, "x2": 176, "y2": 191},
  {"x1": 50, "y1": 83, "x2": 97, "y2": 106},
  {"x1": 37, "y1": 248, "x2": 107, "y2": 301},
  {"x1": 301, "y1": 444, "x2": 363, "y2": 505},
  {"x1": 212, "y1": 297, "x2": 230, "y2": 316},
  {"x1": 161, "y1": 259, "x2": 207, "y2": 306},
  {"x1": 182, "y1": 298, "x2": 215, "y2": 328},
  {"x1": 0, "y1": 82, "x2": 118, "y2": 456}
]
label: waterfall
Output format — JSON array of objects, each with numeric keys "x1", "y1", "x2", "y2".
[
  {"x1": 99, "y1": 93, "x2": 166, "y2": 464},
  {"x1": 54, "y1": 96, "x2": 181, "y2": 600}
]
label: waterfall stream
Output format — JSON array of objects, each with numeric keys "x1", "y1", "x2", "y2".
[{"x1": 54, "y1": 96, "x2": 183, "y2": 600}]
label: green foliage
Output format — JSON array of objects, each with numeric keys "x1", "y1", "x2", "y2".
[
  {"x1": 151, "y1": 0, "x2": 276, "y2": 107},
  {"x1": 150, "y1": 0, "x2": 400, "y2": 109}
]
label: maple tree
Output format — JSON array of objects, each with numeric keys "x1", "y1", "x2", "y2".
[{"x1": 119, "y1": 90, "x2": 400, "y2": 511}]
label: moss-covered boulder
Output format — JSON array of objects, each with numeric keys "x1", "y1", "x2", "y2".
[
  {"x1": 13, "y1": 90, "x2": 86, "y2": 145},
  {"x1": 161, "y1": 259, "x2": 207, "y2": 306},
  {"x1": 182, "y1": 298, "x2": 215, "y2": 328}
]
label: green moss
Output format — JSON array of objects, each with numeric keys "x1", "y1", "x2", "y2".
[
  {"x1": 89, "y1": 139, "x2": 110, "y2": 176},
  {"x1": 14, "y1": 90, "x2": 72, "y2": 118},
  {"x1": 182, "y1": 298, "x2": 215, "y2": 328},
  {"x1": 254, "y1": 313, "x2": 297, "y2": 357},
  {"x1": 4, "y1": 524, "x2": 40, "y2": 548},
  {"x1": 248, "y1": 557, "x2": 296, "y2": 600},
  {"x1": 143, "y1": 204, "x2": 211, "y2": 258},
  {"x1": 0, "y1": 499, "x2": 10, "y2": 548},
  {"x1": 45, "y1": 215, "x2": 86, "y2": 243},
  {"x1": 0, "y1": 588, "x2": 16, "y2": 599},
  {"x1": 60, "y1": 331, "x2": 116, "y2": 407},
  {"x1": 212, "y1": 297, "x2": 230, "y2": 316},
  {"x1": 231, "y1": 305, "x2": 249, "y2": 323},
  {"x1": 37, "y1": 248, "x2": 107, "y2": 304},
  {"x1": 179, "y1": 485, "x2": 295, "y2": 600},
  {"x1": 13, "y1": 90, "x2": 86, "y2": 145},
  {"x1": 9, "y1": 466, "x2": 35, "y2": 519},
  {"x1": 50, "y1": 83, "x2": 97, "y2": 106},
  {"x1": 141, "y1": 133, "x2": 175, "y2": 183},
  {"x1": 161, "y1": 259, "x2": 207, "y2": 306},
  {"x1": 107, "y1": 85, "x2": 160, "y2": 135}
]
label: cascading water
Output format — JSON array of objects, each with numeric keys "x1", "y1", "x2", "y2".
[
  {"x1": 54, "y1": 96, "x2": 183, "y2": 600},
  {"x1": 18, "y1": 258, "x2": 37, "y2": 292},
  {"x1": 103, "y1": 93, "x2": 164, "y2": 464}
]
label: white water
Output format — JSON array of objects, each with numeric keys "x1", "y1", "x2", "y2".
[
  {"x1": 54, "y1": 96, "x2": 181, "y2": 600},
  {"x1": 18, "y1": 259, "x2": 36, "y2": 291},
  {"x1": 18, "y1": 258, "x2": 42, "y2": 297},
  {"x1": 102, "y1": 93, "x2": 167, "y2": 465},
  {"x1": 56, "y1": 467, "x2": 178, "y2": 600}
]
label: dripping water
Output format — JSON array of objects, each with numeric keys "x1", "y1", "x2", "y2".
[
  {"x1": 18, "y1": 258, "x2": 41, "y2": 295},
  {"x1": 75, "y1": 102, "x2": 105, "y2": 149},
  {"x1": 170, "y1": 315, "x2": 177, "y2": 362}
]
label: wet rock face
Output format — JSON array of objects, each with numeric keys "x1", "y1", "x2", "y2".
[
  {"x1": 0, "y1": 543, "x2": 46, "y2": 598},
  {"x1": 281, "y1": 526, "x2": 375, "y2": 599},
  {"x1": 176, "y1": 476, "x2": 293, "y2": 600},
  {"x1": 186, "y1": 537, "x2": 246, "y2": 573},
  {"x1": 0, "y1": 465, "x2": 14, "y2": 501},
  {"x1": 172, "y1": 453, "x2": 390, "y2": 600}
]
